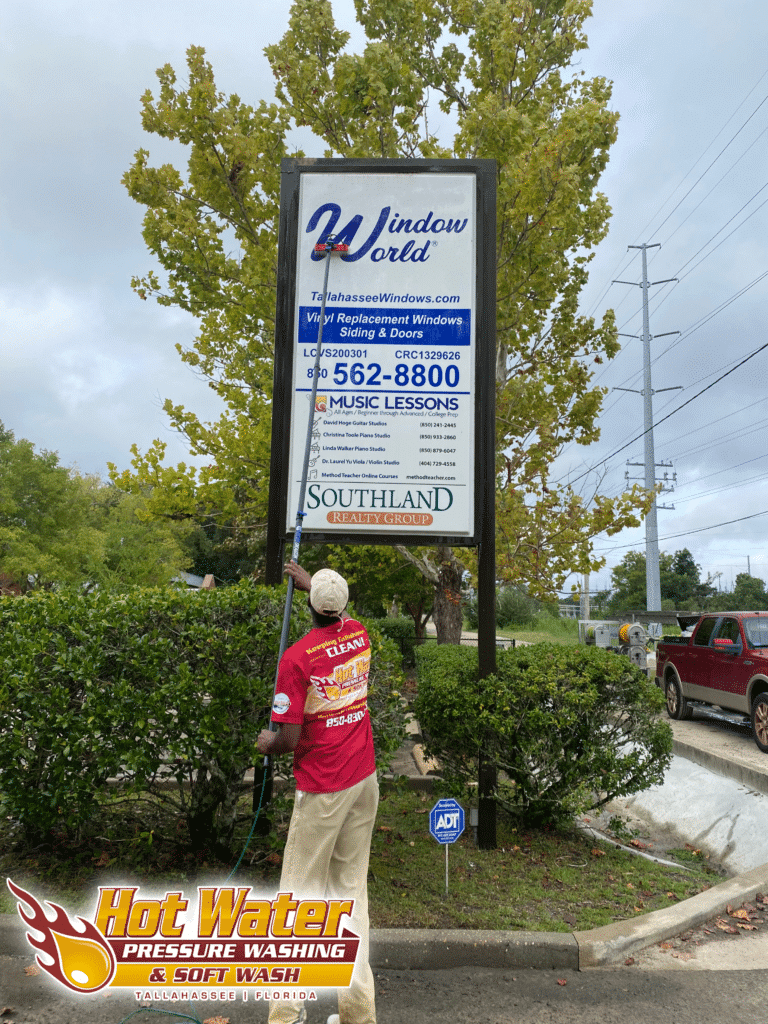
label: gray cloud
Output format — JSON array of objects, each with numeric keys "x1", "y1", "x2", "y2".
[{"x1": 1, "y1": 0, "x2": 766, "y2": 589}]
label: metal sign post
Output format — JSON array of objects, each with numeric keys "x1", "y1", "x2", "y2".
[{"x1": 429, "y1": 798, "x2": 465, "y2": 896}]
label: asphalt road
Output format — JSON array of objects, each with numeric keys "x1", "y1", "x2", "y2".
[{"x1": 3, "y1": 965, "x2": 766, "y2": 1024}]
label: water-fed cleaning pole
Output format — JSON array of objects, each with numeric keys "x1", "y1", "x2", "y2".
[{"x1": 265, "y1": 235, "x2": 348, "y2": 757}]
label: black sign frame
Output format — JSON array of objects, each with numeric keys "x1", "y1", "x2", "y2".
[{"x1": 266, "y1": 158, "x2": 496, "y2": 580}]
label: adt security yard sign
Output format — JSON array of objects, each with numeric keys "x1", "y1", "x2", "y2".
[
  {"x1": 430, "y1": 798, "x2": 465, "y2": 896},
  {"x1": 430, "y1": 799, "x2": 465, "y2": 844}
]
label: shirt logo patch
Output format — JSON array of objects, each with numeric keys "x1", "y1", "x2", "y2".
[{"x1": 273, "y1": 692, "x2": 291, "y2": 715}]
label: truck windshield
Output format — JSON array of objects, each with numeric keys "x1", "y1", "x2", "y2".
[{"x1": 743, "y1": 617, "x2": 768, "y2": 648}]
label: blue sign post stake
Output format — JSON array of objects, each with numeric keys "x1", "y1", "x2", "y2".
[{"x1": 429, "y1": 798, "x2": 465, "y2": 896}]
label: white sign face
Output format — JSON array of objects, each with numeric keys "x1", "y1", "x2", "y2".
[{"x1": 287, "y1": 172, "x2": 477, "y2": 537}]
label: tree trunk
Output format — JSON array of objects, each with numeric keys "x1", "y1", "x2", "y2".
[
  {"x1": 433, "y1": 545, "x2": 464, "y2": 644},
  {"x1": 403, "y1": 597, "x2": 432, "y2": 639},
  {"x1": 394, "y1": 544, "x2": 465, "y2": 645}
]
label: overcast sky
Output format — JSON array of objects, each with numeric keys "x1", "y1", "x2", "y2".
[{"x1": 2, "y1": 0, "x2": 767, "y2": 595}]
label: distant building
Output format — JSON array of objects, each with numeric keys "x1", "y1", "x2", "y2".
[{"x1": 173, "y1": 571, "x2": 216, "y2": 590}]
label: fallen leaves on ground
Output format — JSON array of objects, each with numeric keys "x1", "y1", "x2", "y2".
[
  {"x1": 715, "y1": 918, "x2": 740, "y2": 934},
  {"x1": 23, "y1": 966, "x2": 39, "y2": 977}
]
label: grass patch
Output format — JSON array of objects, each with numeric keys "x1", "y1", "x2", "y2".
[
  {"x1": 0, "y1": 784, "x2": 721, "y2": 933},
  {"x1": 367, "y1": 786, "x2": 721, "y2": 932},
  {"x1": 496, "y1": 612, "x2": 581, "y2": 647}
]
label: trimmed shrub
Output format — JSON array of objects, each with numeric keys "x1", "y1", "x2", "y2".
[
  {"x1": 414, "y1": 643, "x2": 672, "y2": 826},
  {"x1": 0, "y1": 583, "x2": 405, "y2": 852},
  {"x1": 372, "y1": 616, "x2": 416, "y2": 668},
  {"x1": 464, "y1": 587, "x2": 537, "y2": 630}
]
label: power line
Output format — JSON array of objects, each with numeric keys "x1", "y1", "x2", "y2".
[
  {"x1": 651, "y1": 89, "x2": 768, "y2": 238},
  {"x1": 672, "y1": 468, "x2": 768, "y2": 506},
  {"x1": 676, "y1": 190, "x2": 768, "y2": 282},
  {"x1": 624, "y1": 68, "x2": 768, "y2": 248},
  {"x1": 560, "y1": 264, "x2": 768, "y2": 477},
  {"x1": 579, "y1": 69, "x2": 768, "y2": 325},
  {"x1": 654, "y1": 508, "x2": 768, "y2": 543},
  {"x1": 559, "y1": 337, "x2": 768, "y2": 487},
  {"x1": 656, "y1": 412, "x2": 768, "y2": 464},
  {"x1": 591, "y1": 507, "x2": 768, "y2": 555},
  {"x1": 659, "y1": 123, "x2": 768, "y2": 249}
]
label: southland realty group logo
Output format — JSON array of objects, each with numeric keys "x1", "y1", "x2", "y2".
[{"x1": 7, "y1": 878, "x2": 359, "y2": 1005}]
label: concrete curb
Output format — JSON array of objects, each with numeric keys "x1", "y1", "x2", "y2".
[
  {"x1": 368, "y1": 862, "x2": 768, "y2": 970},
  {"x1": 4, "y1": 730, "x2": 767, "y2": 975},
  {"x1": 574, "y1": 860, "x2": 768, "y2": 968},
  {"x1": 671, "y1": 737, "x2": 768, "y2": 796},
  {"x1": 4, "y1": 860, "x2": 768, "y2": 973},
  {"x1": 369, "y1": 927, "x2": 579, "y2": 970}
]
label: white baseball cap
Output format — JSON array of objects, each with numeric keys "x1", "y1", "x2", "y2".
[{"x1": 309, "y1": 569, "x2": 349, "y2": 616}]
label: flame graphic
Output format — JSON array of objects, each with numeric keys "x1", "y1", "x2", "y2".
[
  {"x1": 7, "y1": 878, "x2": 115, "y2": 993},
  {"x1": 313, "y1": 677, "x2": 342, "y2": 702}
]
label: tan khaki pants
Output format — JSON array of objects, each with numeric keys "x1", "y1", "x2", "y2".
[{"x1": 268, "y1": 771, "x2": 379, "y2": 1024}]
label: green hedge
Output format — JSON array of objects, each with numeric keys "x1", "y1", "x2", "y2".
[
  {"x1": 465, "y1": 588, "x2": 537, "y2": 630},
  {"x1": 0, "y1": 583, "x2": 405, "y2": 852},
  {"x1": 370, "y1": 616, "x2": 417, "y2": 668},
  {"x1": 414, "y1": 643, "x2": 672, "y2": 826}
]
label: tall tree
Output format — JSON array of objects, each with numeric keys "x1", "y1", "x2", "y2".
[
  {"x1": 733, "y1": 572, "x2": 768, "y2": 611},
  {"x1": 0, "y1": 423, "x2": 102, "y2": 589},
  {"x1": 115, "y1": 1, "x2": 654, "y2": 640},
  {"x1": 0, "y1": 422, "x2": 194, "y2": 591},
  {"x1": 312, "y1": 544, "x2": 435, "y2": 636},
  {"x1": 608, "y1": 547, "x2": 716, "y2": 613}
]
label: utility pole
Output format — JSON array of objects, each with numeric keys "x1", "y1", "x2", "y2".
[
  {"x1": 613, "y1": 243, "x2": 680, "y2": 612},
  {"x1": 580, "y1": 573, "x2": 590, "y2": 620}
]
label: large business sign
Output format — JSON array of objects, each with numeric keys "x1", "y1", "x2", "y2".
[{"x1": 267, "y1": 159, "x2": 496, "y2": 552}]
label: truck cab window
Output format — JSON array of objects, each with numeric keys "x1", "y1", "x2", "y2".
[
  {"x1": 714, "y1": 618, "x2": 741, "y2": 644},
  {"x1": 744, "y1": 617, "x2": 768, "y2": 648},
  {"x1": 694, "y1": 617, "x2": 717, "y2": 646}
]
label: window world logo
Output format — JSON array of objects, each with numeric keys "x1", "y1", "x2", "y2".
[
  {"x1": 307, "y1": 204, "x2": 468, "y2": 263},
  {"x1": 7, "y1": 878, "x2": 359, "y2": 1004}
]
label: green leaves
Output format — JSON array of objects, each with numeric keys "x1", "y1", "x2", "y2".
[
  {"x1": 0, "y1": 422, "x2": 195, "y2": 592},
  {"x1": 414, "y1": 642, "x2": 671, "y2": 826},
  {"x1": 0, "y1": 582, "x2": 406, "y2": 852},
  {"x1": 119, "y1": 5, "x2": 652, "y2": 609}
]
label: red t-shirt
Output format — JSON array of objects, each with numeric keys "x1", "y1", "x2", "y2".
[{"x1": 271, "y1": 617, "x2": 375, "y2": 793}]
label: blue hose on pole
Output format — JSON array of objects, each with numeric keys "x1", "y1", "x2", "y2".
[
  {"x1": 265, "y1": 235, "x2": 347, "y2": 761},
  {"x1": 229, "y1": 237, "x2": 347, "y2": 879}
]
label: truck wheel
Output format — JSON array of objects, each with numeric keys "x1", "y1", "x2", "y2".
[
  {"x1": 751, "y1": 693, "x2": 768, "y2": 753},
  {"x1": 665, "y1": 678, "x2": 692, "y2": 720}
]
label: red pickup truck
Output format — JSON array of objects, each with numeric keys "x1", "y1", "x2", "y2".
[{"x1": 655, "y1": 612, "x2": 768, "y2": 752}]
